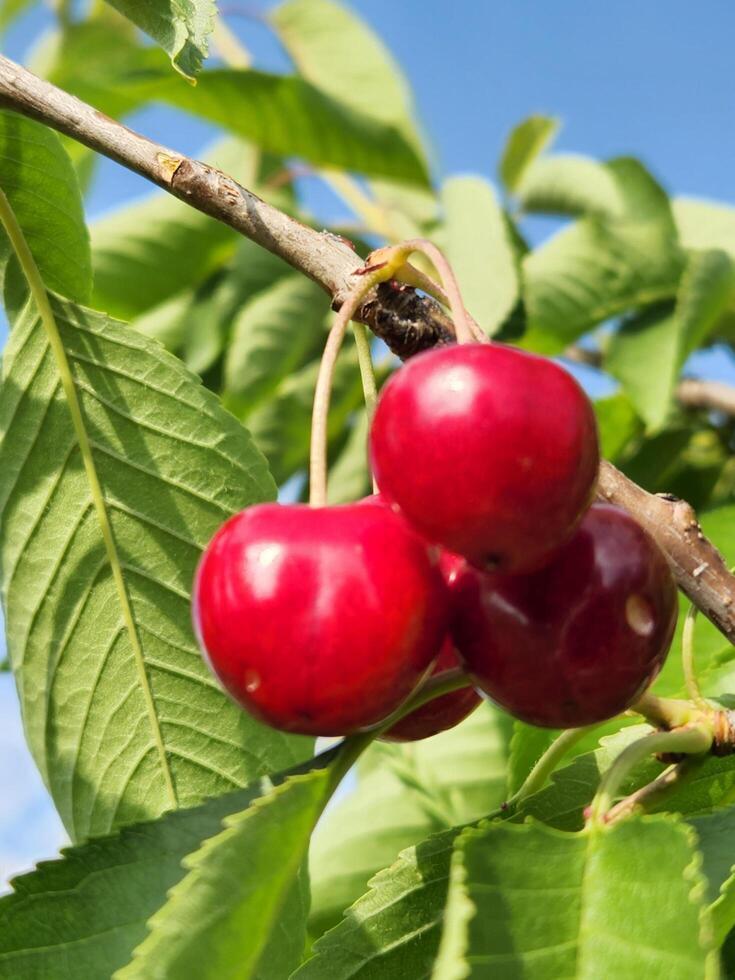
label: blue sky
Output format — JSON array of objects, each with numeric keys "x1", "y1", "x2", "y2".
[{"x1": 2, "y1": 0, "x2": 735, "y2": 886}]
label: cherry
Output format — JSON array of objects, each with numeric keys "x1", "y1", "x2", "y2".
[
  {"x1": 193, "y1": 502, "x2": 448, "y2": 736},
  {"x1": 448, "y1": 503, "x2": 678, "y2": 728},
  {"x1": 369, "y1": 343, "x2": 599, "y2": 573}
]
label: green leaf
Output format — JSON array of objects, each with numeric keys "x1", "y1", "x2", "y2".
[
  {"x1": 506, "y1": 722, "x2": 557, "y2": 796},
  {"x1": 270, "y1": 0, "x2": 423, "y2": 151},
  {"x1": 499, "y1": 114, "x2": 559, "y2": 194},
  {"x1": 691, "y1": 806, "x2": 735, "y2": 945},
  {"x1": 90, "y1": 192, "x2": 238, "y2": 321},
  {"x1": 224, "y1": 274, "x2": 326, "y2": 416},
  {"x1": 594, "y1": 391, "x2": 644, "y2": 461},
  {"x1": 0, "y1": 781, "x2": 263, "y2": 979},
  {"x1": 246, "y1": 347, "x2": 365, "y2": 486},
  {"x1": 435, "y1": 817, "x2": 716, "y2": 979},
  {"x1": 309, "y1": 704, "x2": 509, "y2": 937},
  {"x1": 326, "y1": 409, "x2": 370, "y2": 505},
  {"x1": 0, "y1": 294, "x2": 311, "y2": 841},
  {"x1": 607, "y1": 250, "x2": 735, "y2": 429},
  {"x1": 104, "y1": 0, "x2": 215, "y2": 80},
  {"x1": 160, "y1": 70, "x2": 430, "y2": 185},
  {"x1": 517, "y1": 153, "x2": 626, "y2": 218},
  {"x1": 0, "y1": 111, "x2": 91, "y2": 303},
  {"x1": 117, "y1": 769, "x2": 329, "y2": 980},
  {"x1": 442, "y1": 176, "x2": 519, "y2": 335},
  {"x1": 522, "y1": 158, "x2": 684, "y2": 353},
  {"x1": 296, "y1": 828, "x2": 460, "y2": 979}
]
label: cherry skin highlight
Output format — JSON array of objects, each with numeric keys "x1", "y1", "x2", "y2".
[
  {"x1": 193, "y1": 502, "x2": 448, "y2": 736},
  {"x1": 369, "y1": 343, "x2": 599, "y2": 573},
  {"x1": 448, "y1": 503, "x2": 678, "y2": 728},
  {"x1": 381, "y1": 638, "x2": 482, "y2": 742}
]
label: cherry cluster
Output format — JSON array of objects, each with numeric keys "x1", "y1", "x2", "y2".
[{"x1": 193, "y1": 343, "x2": 678, "y2": 740}]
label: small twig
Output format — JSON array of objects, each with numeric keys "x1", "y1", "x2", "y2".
[{"x1": 603, "y1": 756, "x2": 704, "y2": 825}]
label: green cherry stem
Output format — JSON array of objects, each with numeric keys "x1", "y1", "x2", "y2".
[
  {"x1": 352, "y1": 320, "x2": 379, "y2": 419},
  {"x1": 505, "y1": 725, "x2": 601, "y2": 809},
  {"x1": 587, "y1": 723, "x2": 713, "y2": 826},
  {"x1": 682, "y1": 602, "x2": 708, "y2": 709}
]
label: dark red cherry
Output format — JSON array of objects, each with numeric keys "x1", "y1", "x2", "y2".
[
  {"x1": 448, "y1": 503, "x2": 678, "y2": 728},
  {"x1": 193, "y1": 502, "x2": 448, "y2": 736},
  {"x1": 369, "y1": 343, "x2": 599, "y2": 573},
  {"x1": 381, "y1": 638, "x2": 482, "y2": 742}
]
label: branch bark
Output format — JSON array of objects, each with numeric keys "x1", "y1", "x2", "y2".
[{"x1": 1, "y1": 54, "x2": 734, "y2": 643}]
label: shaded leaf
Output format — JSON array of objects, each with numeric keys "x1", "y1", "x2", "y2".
[
  {"x1": 0, "y1": 110, "x2": 91, "y2": 303},
  {"x1": 117, "y1": 770, "x2": 329, "y2": 980},
  {"x1": 224, "y1": 274, "x2": 326, "y2": 415},
  {"x1": 506, "y1": 722, "x2": 557, "y2": 796},
  {"x1": 517, "y1": 152, "x2": 626, "y2": 218},
  {"x1": 90, "y1": 192, "x2": 238, "y2": 321},
  {"x1": 442, "y1": 176, "x2": 518, "y2": 335},
  {"x1": 522, "y1": 158, "x2": 684, "y2": 353},
  {"x1": 104, "y1": 0, "x2": 215, "y2": 79},
  {"x1": 607, "y1": 250, "x2": 735, "y2": 429},
  {"x1": 309, "y1": 704, "x2": 509, "y2": 937},
  {"x1": 270, "y1": 0, "x2": 423, "y2": 151},
  {"x1": 499, "y1": 114, "x2": 559, "y2": 194},
  {"x1": 435, "y1": 817, "x2": 716, "y2": 979},
  {"x1": 0, "y1": 294, "x2": 310, "y2": 841},
  {"x1": 691, "y1": 806, "x2": 735, "y2": 945}
]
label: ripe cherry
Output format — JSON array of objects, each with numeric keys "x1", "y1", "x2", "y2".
[
  {"x1": 193, "y1": 502, "x2": 448, "y2": 736},
  {"x1": 369, "y1": 343, "x2": 599, "y2": 573},
  {"x1": 448, "y1": 503, "x2": 678, "y2": 728},
  {"x1": 381, "y1": 638, "x2": 481, "y2": 742}
]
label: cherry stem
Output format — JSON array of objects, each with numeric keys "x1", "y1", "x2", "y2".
[
  {"x1": 630, "y1": 691, "x2": 701, "y2": 730},
  {"x1": 682, "y1": 603, "x2": 708, "y2": 709},
  {"x1": 309, "y1": 267, "x2": 387, "y2": 507},
  {"x1": 587, "y1": 723, "x2": 713, "y2": 826},
  {"x1": 505, "y1": 725, "x2": 600, "y2": 809},
  {"x1": 352, "y1": 321, "x2": 379, "y2": 420},
  {"x1": 603, "y1": 755, "x2": 704, "y2": 825}
]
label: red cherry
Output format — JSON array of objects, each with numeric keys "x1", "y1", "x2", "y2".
[
  {"x1": 448, "y1": 503, "x2": 678, "y2": 728},
  {"x1": 193, "y1": 502, "x2": 448, "y2": 736},
  {"x1": 381, "y1": 638, "x2": 481, "y2": 742},
  {"x1": 369, "y1": 343, "x2": 599, "y2": 573}
]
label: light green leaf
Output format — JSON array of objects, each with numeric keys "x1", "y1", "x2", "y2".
[
  {"x1": 674, "y1": 197, "x2": 735, "y2": 258},
  {"x1": 224, "y1": 274, "x2": 326, "y2": 415},
  {"x1": 326, "y1": 409, "x2": 370, "y2": 505},
  {"x1": 309, "y1": 704, "x2": 509, "y2": 937},
  {"x1": 160, "y1": 70, "x2": 430, "y2": 185},
  {"x1": 499, "y1": 114, "x2": 559, "y2": 194},
  {"x1": 104, "y1": 0, "x2": 215, "y2": 80},
  {"x1": 442, "y1": 176, "x2": 519, "y2": 335},
  {"x1": 0, "y1": 110, "x2": 91, "y2": 303},
  {"x1": 594, "y1": 391, "x2": 643, "y2": 461},
  {"x1": 517, "y1": 153, "x2": 626, "y2": 218},
  {"x1": 270, "y1": 0, "x2": 423, "y2": 151},
  {"x1": 0, "y1": 294, "x2": 310, "y2": 842},
  {"x1": 607, "y1": 250, "x2": 735, "y2": 429},
  {"x1": 522, "y1": 158, "x2": 684, "y2": 353},
  {"x1": 435, "y1": 817, "x2": 716, "y2": 980},
  {"x1": 117, "y1": 769, "x2": 330, "y2": 980},
  {"x1": 91, "y1": 192, "x2": 237, "y2": 320}
]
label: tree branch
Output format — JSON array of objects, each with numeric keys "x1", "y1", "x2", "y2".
[{"x1": 1, "y1": 54, "x2": 734, "y2": 642}]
